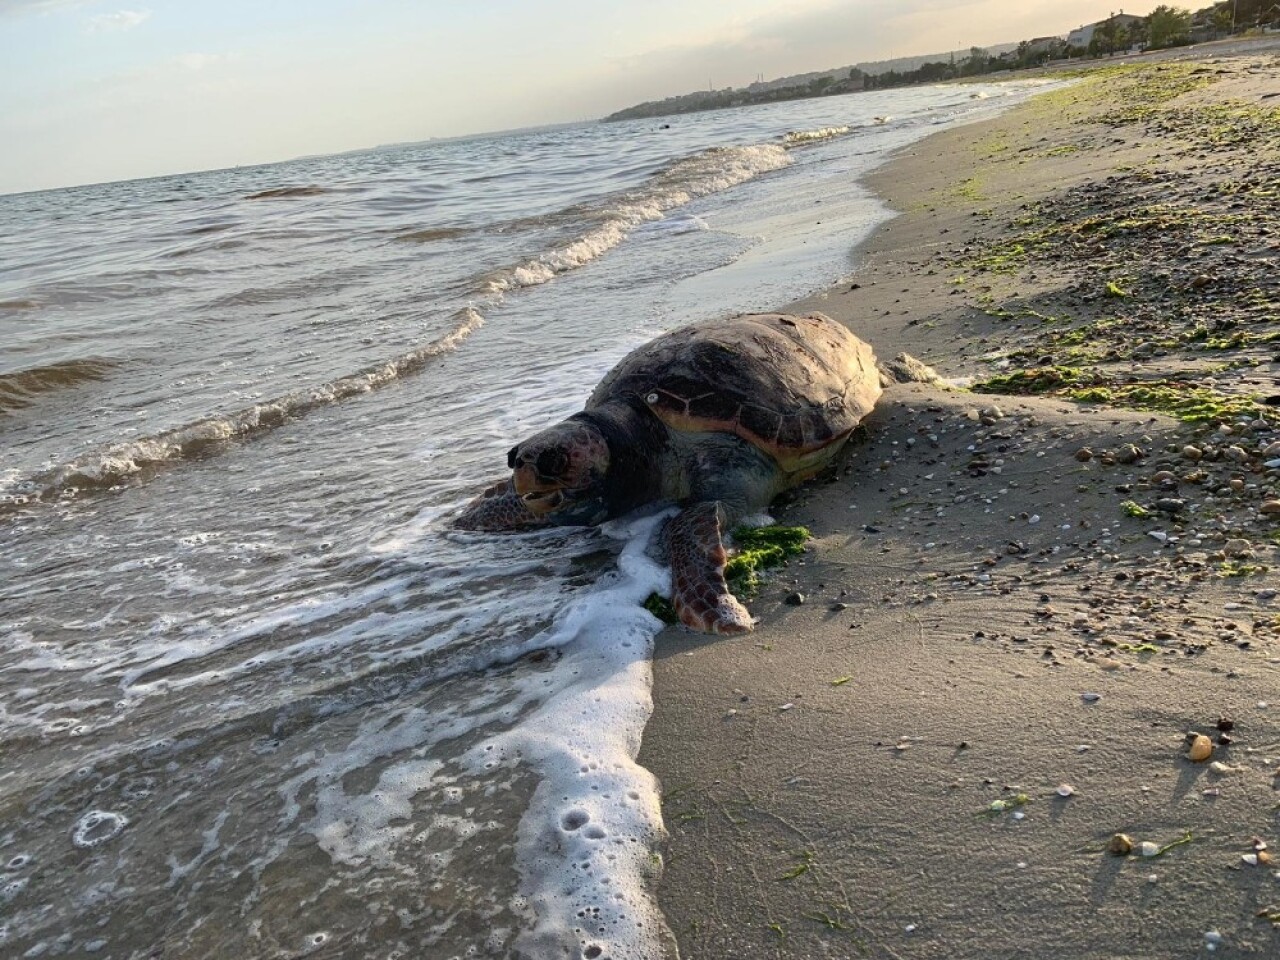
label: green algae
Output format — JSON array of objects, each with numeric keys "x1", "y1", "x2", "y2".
[
  {"x1": 1219, "y1": 561, "x2": 1267, "y2": 578},
  {"x1": 968, "y1": 205, "x2": 1254, "y2": 276},
  {"x1": 643, "y1": 593, "x2": 678, "y2": 625},
  {"x1": 642, "y1": 524, "x2": 810, "y2": 624},
  {"x1": 726, "y1": 524, "x2": 810, "y2": 596},
  {"x1": 973, "y1": 366, "x2": 1095, "y2": 395},
  {"x1": 975, "y1": 365, "x2": 1260, "y2": 423},
  {"x1": 982, "y1": 793, "x2": 1032, "y2": 815},
  {"x1": 1066, "y1": 383, "x2": 1261, "y2": 423},
  {"x1": 1120, "y1": 500, "x2": 1153, "y2": 519},
  {"x1": 1115, "y1": 642, "x2": 1160, "y2": 655}
]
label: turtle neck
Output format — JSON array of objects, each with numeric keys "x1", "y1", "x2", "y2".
[{"x1": 569, "y1": 398, "x2": 672, "y2": 518}]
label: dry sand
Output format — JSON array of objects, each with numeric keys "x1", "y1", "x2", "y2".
[{"x1": 641, "y1": 42, "x2": 1280, "y2": 960}]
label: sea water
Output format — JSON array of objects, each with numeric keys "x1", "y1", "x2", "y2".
[{"x1": 0, "y1": 78, "x2": 1055, "y2": 958}]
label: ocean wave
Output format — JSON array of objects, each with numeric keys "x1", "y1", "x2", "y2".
[
  {"x1": 784, "y1": 124, "x2": 852, "y2": 145},
  {"x1": 0, "y1": 308, "x2": 483, "y2": 514},
  {"x1": 393, "y1": 226, "x2": 472, "y2": 243},
  {"x1": 0, "y1": 357, "x2": 120, "y2": 413},
  {"x1": 480, "y1": 143, "x2": 791, "y2": 295},
  {"x1": 244, "y1": 185, "x2": 333, "y2": 200}
]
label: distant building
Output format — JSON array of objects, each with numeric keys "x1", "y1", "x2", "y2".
[
  {"x1": 1024, "y1": 35, "x2": 1068, "y2": 60},
  {"x1": 1068, "y1": 12, "x2": 1144, "y2": 48},
  {"x1": 1026, "y1": 35, "x2": 1067, "y2": 54}
]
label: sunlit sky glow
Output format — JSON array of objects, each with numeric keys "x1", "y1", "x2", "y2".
[{"x1": 0, "y1": 0, "x2": 1159, "y2": 194}]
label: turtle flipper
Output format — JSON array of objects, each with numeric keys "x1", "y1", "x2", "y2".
[
  {"x1": 665, "y1": 502, "x2": 754, "y2": 635},
  {"x1": 455, "y1": 479, "x2": 548, "y2": 531}
]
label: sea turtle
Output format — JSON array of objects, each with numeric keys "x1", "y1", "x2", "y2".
[{"x1": 455, "y1": 312, "x2": 882, "y2": 634}]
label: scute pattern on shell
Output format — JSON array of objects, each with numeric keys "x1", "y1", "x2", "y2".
[{"x1": 588, "y1": 313, "x2": 881, "y2": 473}]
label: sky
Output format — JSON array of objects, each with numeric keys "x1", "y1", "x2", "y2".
[{"x1": 0, "y1": 0, "x2": 1161, "y2": 194}]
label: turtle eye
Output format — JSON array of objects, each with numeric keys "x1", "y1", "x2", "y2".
[{"x1": 507, "y1": 445, "x2": 521, "y2": 469}]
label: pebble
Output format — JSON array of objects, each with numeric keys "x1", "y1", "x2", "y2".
[
  {"x1": 1204, "y1": 931, "x2": 1223, "y2": 951},
  {"x1": 1243, "y1": 853, "x2": 1259, "y2": 866},
  {"x1": 1182, "y1": 445, "x2": 1204, "y2": 462},
  {"x1": 1208, "y1": 761, "x2": 1232, "y2": 775},
  {"x1": 1056, "y1": 783, "x2": 1075, "y2": 797},
  {"x1": 1223, "y1": 539, "x2": 1253, "y2": 558},
  {"x1": 784, "y1": 591, "x2": 805, "y2": 606},
  {"x1": 1081, "y1": 692, "x2": 1102, "y2": 703},
  {"x1": 1116, "y1": 443, "x2": 1143, "y2": 464},
  {"x1": 1260, "y1": 500, "x2": 1280, "y2": 515},
  {"x1": 1139, "y1": 840, "x2": 1160, "y2": 858},
  {"x1": 1074, "y1": 447, "x2": 1094, "y2": 462}
]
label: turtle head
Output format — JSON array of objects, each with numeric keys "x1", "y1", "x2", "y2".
[{"x1": 507, "y1": 419, "x2": 610, "y2": 526}]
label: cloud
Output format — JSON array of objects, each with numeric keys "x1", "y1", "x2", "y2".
[
  {"x1": 174, "y1": 52, "x2": 223, "y2": 71},
  {"x1": 0, "y1": 0, "x2": 88, "y2": 15},
  {"x1": 85, "y1": 8, "x2": 150, "y2": 32}
]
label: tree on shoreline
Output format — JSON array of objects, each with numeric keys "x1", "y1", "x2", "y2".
[{"x1": 1148, "y1": 5, "x2": 1193, "y2": 47}]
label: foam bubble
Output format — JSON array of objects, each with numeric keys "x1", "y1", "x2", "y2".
[{"x1": 71, "y1": 810, "x2": 128, "y2": 848}]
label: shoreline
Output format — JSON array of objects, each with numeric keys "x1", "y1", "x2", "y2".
[{"x1": 640, "y1": 42, "x2": 1280, "y2": 959}]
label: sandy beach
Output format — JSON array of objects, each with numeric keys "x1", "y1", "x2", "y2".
[{"x1": 642, "y1": 41, "x2": 1280, "y2": 959}]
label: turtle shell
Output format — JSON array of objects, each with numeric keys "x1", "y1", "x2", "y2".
[{"x1": 588, "y1": 313, "x2": 881, "y2": 474}]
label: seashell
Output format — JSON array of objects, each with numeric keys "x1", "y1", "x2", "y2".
[
  {"x1": 1107, "y1": 833, "x2": 1133, "y2": 856},
  {"x1": 1187, "y1": 734, "x2": 1213, "y2": 762}
]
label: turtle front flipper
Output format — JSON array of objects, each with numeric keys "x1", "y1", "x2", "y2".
[
  {"x1": 665, "y1": 502, "x2": 754, "y2": 635},
  {"x1": 455, "y1": 478, "x2": 548, "y2": 531}
]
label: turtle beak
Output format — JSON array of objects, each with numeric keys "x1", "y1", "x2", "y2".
[
  {"x1": 520, "y1": 489, "x2": 565, "y2": 515},
  {"x1": 513, "y1": 463, "x2": 566, "y2": 515}
]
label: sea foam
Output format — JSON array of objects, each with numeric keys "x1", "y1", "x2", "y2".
[{"x1": 465, "y1": 509, "x2": 674, "y2": 960}]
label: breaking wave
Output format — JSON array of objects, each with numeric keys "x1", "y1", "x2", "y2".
[
  {"x1": 480, "y1": 143, "x2": 792, "y2": 294},
  {"x1": 784, "y1": 124, "x2": 852, "y2": 144},
  {"x1": 0, "y1": 308, "x2": 483, "y2": 513}
]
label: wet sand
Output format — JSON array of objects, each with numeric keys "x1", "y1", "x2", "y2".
[{"x1": 642, "y1": 43, "x2": 1280, "y2": 959}]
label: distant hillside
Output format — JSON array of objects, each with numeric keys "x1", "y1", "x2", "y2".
[{"x1": 603, "y1": 44, "x2": 1021, "y2": 122}]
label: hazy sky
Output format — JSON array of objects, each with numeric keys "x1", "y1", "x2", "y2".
[{"x1": 0, "y1": 0, "x2": 1158, "y2": 194}]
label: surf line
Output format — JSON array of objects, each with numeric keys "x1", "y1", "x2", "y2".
[{"x1": 0, "y1": 307, "x2": 484, "y2": 517}]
